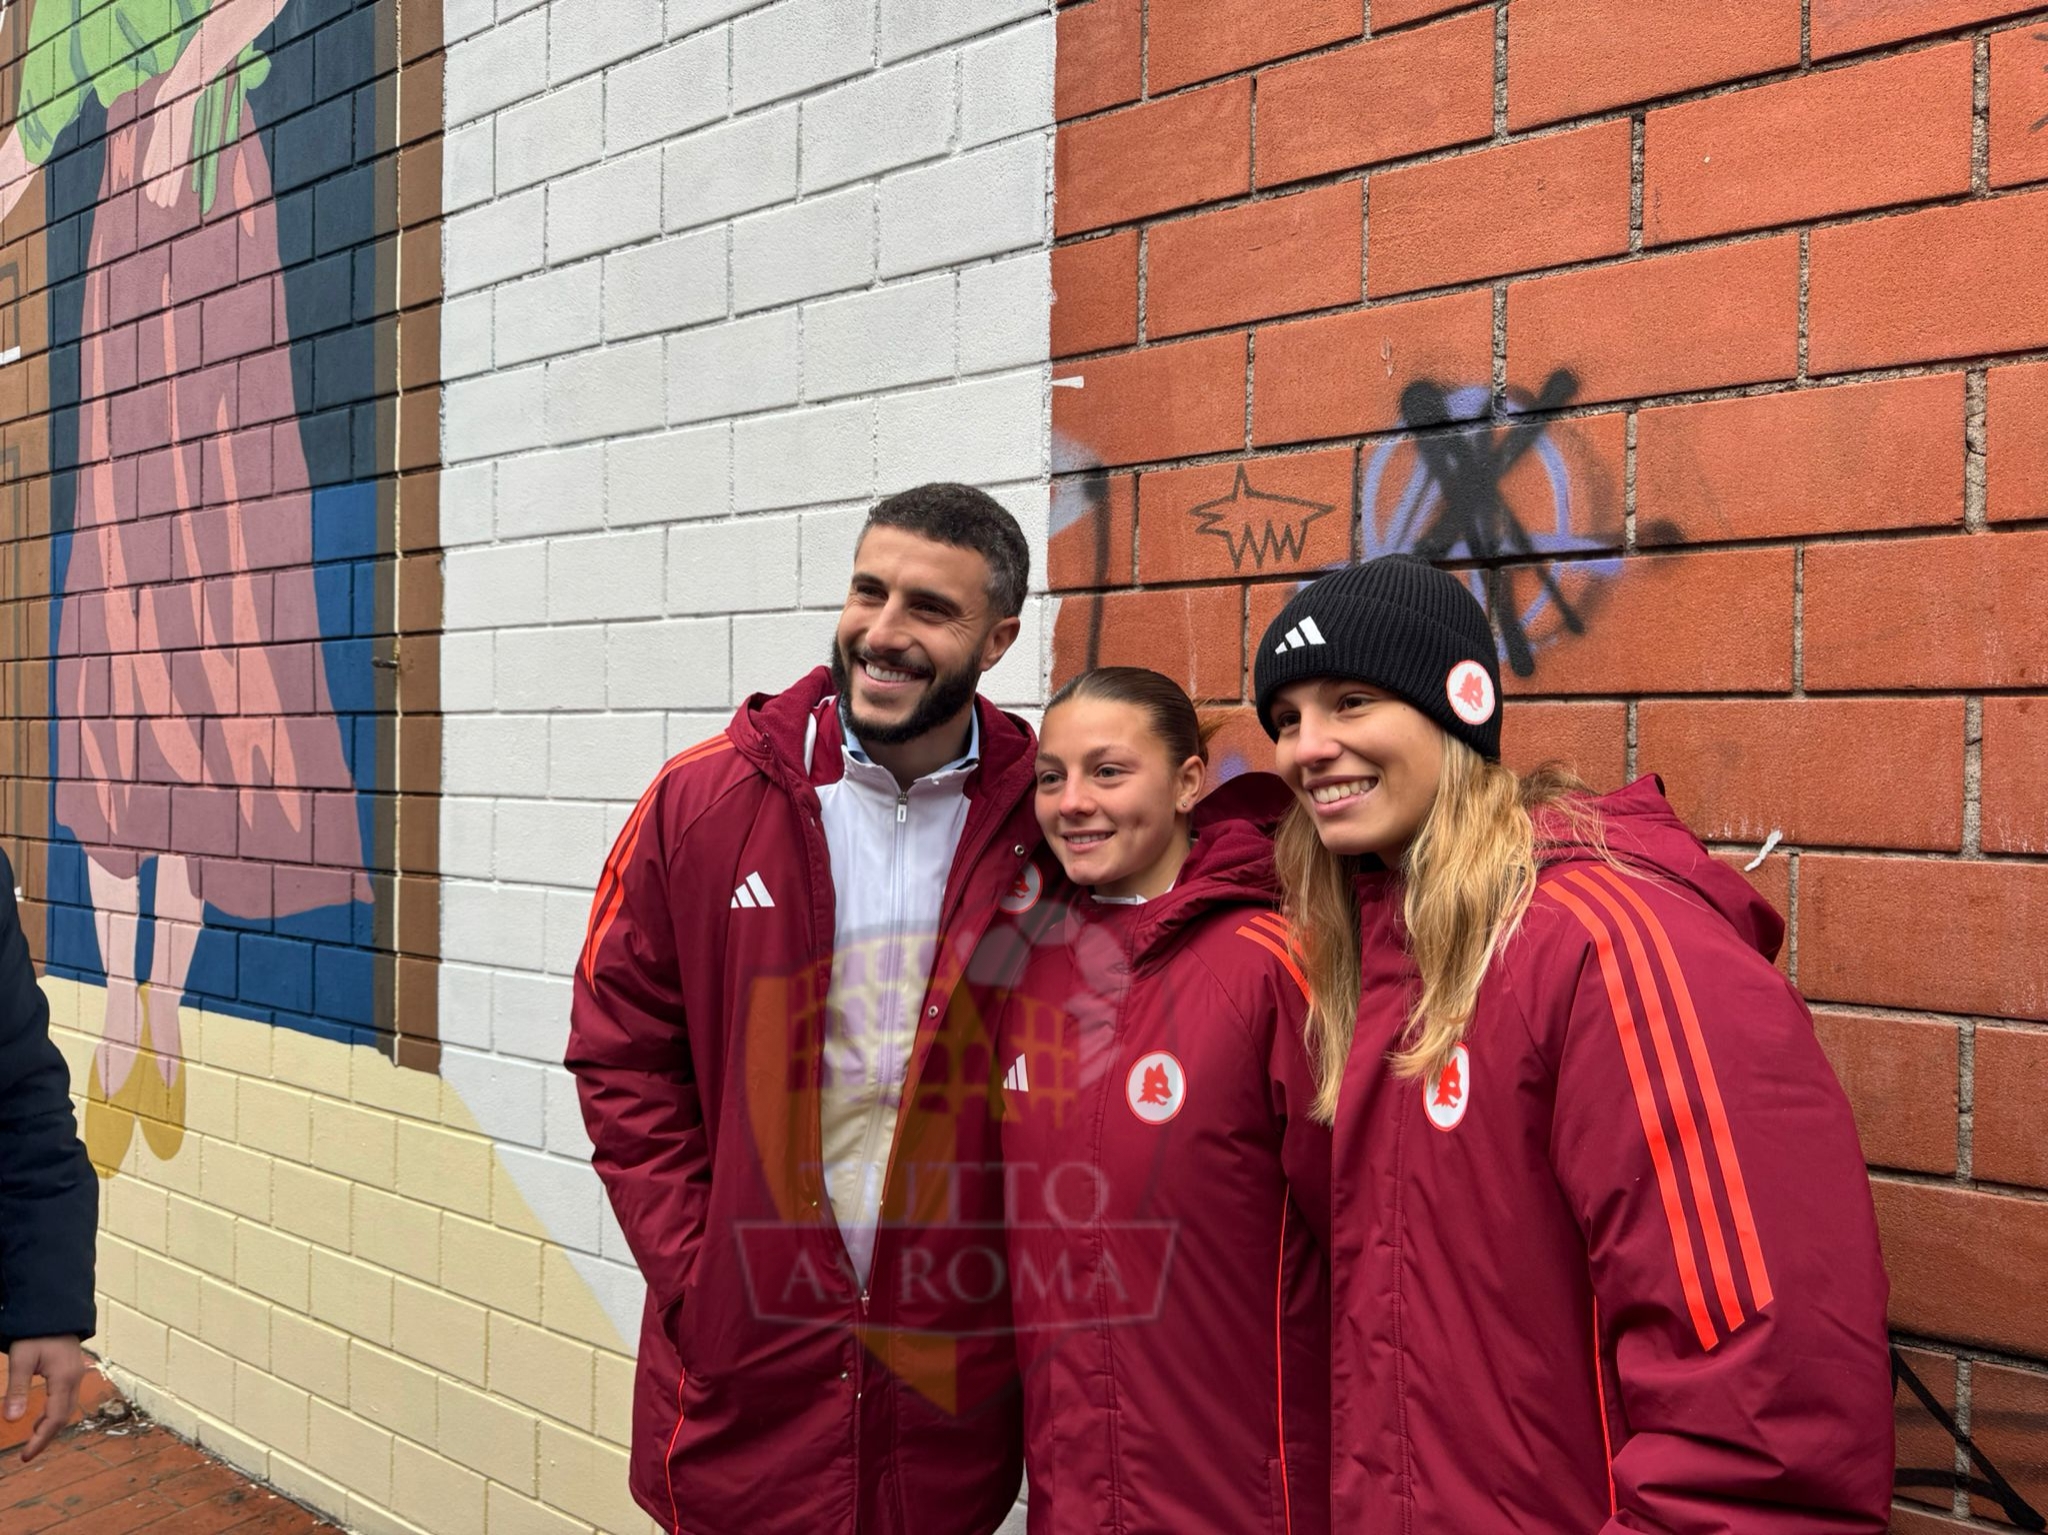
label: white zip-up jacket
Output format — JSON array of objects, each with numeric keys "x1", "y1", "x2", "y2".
[{"x1": 816, "y1": 706, "x2": 980, "y2": 1283}]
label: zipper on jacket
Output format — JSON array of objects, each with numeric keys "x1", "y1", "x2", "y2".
[
  {"x1": 850, "y1": 786, "x2": 912, "y2": 1291},
  {"x1": 869, "y1": 809, "x2": 1025, "y2": 1278},
  {"x1": 853, "y1": 1286, "x2": 871, "y2": 1530}
]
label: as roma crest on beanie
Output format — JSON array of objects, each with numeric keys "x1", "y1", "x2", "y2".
[{"x1": 1252, "y1": 555, "x2": 1505, "y2": 761}]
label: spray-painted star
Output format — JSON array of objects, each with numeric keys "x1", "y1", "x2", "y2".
[{"x1": 1185, "y1": 467, "x2": 1335, "y2": 571}]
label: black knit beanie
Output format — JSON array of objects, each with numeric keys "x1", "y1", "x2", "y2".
[{"x1": 1253, "y1": 556, "x2": 1504, "y2": 760}]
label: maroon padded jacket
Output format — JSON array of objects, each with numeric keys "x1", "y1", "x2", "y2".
[
  {"x1": 568, "y1": 668, "x2": 1041, "y2": 1534},
  {"x1": 996, "y1": 774, "x2": 1331, "y2": 1535},
  {"x1": 1335, "y1": 776, "x2": 1893, "y2": 1533}
]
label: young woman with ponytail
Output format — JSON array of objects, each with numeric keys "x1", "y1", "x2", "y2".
[
  {"x1": 1254, "y1": 556, "x2": 1895, "y2": 1533},
  {"x1": 996, "y1": 667, "x2": 1329, "y2": 1535}
]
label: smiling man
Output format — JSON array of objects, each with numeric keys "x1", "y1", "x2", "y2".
[{"x1": 568, "y1": 484, "x2": 1041, "y2": 1534}]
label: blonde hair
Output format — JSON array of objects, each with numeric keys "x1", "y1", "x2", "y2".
[{"x1": 1278, "y1": 740, "x2": 1596, "y2": 1123}]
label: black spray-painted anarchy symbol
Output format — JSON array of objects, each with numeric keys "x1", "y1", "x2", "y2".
[{"x1": 1394, "y1": 370, "x2": 1588, "y2": 679}]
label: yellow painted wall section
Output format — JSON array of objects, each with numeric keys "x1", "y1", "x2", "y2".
[{"x1": 48, "y1": 977, "x2": 658, "y2": 1535}]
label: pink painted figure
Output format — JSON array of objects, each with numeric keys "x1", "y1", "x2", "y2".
[{"x1": 0, "y1": 0, "x2": 371, "y2": 1170}]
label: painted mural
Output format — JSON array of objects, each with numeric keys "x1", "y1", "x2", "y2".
[{"x1": 0, "y1": 0, "x2": 441, "y2": 1174}]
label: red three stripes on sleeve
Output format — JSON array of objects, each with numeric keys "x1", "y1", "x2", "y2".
[
  {"x1": 580, "y1": 735, "x2": 736, "y2": 990},
  {"x1": 1544, "y1": 867, "x2": 1774, "y2": 1354},
  {"x1": 1235, "y1": 912, "x2": 1311, "y2": 1003}
]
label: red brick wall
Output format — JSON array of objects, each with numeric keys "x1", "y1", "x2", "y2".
[{"x1": 1048, "y1": 2, "x2": 2048, "y2": 1524}]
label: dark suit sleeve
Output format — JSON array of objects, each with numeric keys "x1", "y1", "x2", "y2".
[{"x1": 0, "y1": 850, "x2": 99, "y2": 1348}]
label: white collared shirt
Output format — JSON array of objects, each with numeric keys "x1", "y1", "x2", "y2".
[{"x1": 817, "y1": 707, "x2": 980, "y2": 1285}]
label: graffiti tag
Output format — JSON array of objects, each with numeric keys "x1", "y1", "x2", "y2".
[{"x1": 1185, "y1": 466, "x2": 1335, "y2": 572}]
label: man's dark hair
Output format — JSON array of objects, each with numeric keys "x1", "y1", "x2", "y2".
[{"x1": 861, "y1": 483, "x2": 1030, "y2": 620}]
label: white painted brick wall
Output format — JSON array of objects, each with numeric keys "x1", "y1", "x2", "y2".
[
  {"x1": 496, "y1": 77, "x2": 605, "y2": 192},
  {"x1": 878, "y1": 135, "x2": 1046, "y2": 276},
  {"x1": 729, "y1": 183, "x2": 875, "y2": 312},
  {"x1": 802, "y1": 275, "x2": 954, "y2": 400},
  {"x1": 609, "y1": 425, "x2": 730, "y2": 522},
  {"x1": 731, "y1": 0, "x2": 876, "y2": 111},
  {"x1": 664, "y1": 108, "x2": 796, "y2": 229},
  {"x1": 444, "y1": 9, "x2": 545, "y2": 125},
  {"x1": 606, "y1": 32, "x2": 728, "y2": 154},
  {"x1": 493, "y1": 266, "x2": 602, "y2": 370},
  {"x1": 882, "y1": 0, "x2": 1047, "y2": 61},
  {"x1": 495, "y1": 442, "x2": 606, "y2": 539},
  {"x1": 441, "y1": 290, "x2": 495, "y2": 378},
  {"x1": 545, "y1": 338, "x2": 668, "y2": 444},
  {"x1": 443, "y1": 121, "x2": 496, "y2": 214},
  {"x1": 800, "y1": 55, "x2": 953, "y2": 193},
  {"x1": 603, "y1": 229, "x2": 727, "y2": 340},
  {"x1": 668, "y1": 310, "x2": 800, "y2": 422},
  {"x1": 547, "y1": 0, "x2": 665, "y2": 84},
  {"x1": 732, "y1": 399, "x2": 875, "y2": 510},
  {"x1": 437, "y1": 22, "x2": 1055, "y2": 1524},
  {"x1": 961, "y1": 16, "x2": 1056, "y2": 149},
  {"x1": 547, "y1": 148, "x2": 665, "y2": 265},
  {"x1": 444, "y1": 191, "x2": 545, "y2": 295}
]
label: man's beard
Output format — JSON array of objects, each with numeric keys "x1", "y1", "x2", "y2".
[{"x1": 830, "y1": 641, "x2": 983, "y2": 747}]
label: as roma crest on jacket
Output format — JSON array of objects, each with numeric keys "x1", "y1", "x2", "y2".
[
  {"x1": 1126, "y1": 1050, "x2": 1185, "y2": 1125},
  {"x1": 1423, "y1": 1044, "x2": 1469, "y2": 1132}
]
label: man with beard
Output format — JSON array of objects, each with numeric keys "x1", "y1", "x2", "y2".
[{"x1": 569, "y1": 483, "x2": 1039, "y2": 1534}]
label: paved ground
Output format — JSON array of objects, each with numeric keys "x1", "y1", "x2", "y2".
[{"x1": 0, "y1": 1358, "x2": 339, "y2": 1534}]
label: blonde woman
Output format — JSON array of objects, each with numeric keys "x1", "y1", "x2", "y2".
[{"x1": 1252, "y1": 556, "x2": 1893, "y2": 1532}]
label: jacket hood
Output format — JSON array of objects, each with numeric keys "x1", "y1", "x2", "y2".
[
  {"x1": 729, "y1": 664, "x2": 1038, "y2": 804},
  {"x1": 1118, "y1": 771, "x2": 1295, "y2": 968},
  {"x1": 1540, "y1": 775, "x2": 1784, "y2": 964}
]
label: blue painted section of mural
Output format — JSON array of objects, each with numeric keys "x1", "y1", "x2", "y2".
[{"x1": 44, "y1": 480, "x2": 381, "y2": 1046}]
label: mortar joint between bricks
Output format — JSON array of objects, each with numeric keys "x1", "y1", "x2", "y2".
[
  {"x1": 1783, "y1": 848, "x2": 1797, "y2": 987},
  {"x1": 1492, "y1": 2, "x2": 1508, "y2": 140},
  {"x1": 1359, "y1": 174, "x2": 1371, "y2": 299},
  {"x1": 1962, "y1": 697, "x2": 1983, "y2": 858},
  {"x1": 1951, "y1": 1355, "x2": 1974, "y2": 1517},
  {"x1": 1490, "y1": 283, "x2": 1507, "y2": 417},
  {"x1": 951, "y1": 51, "x2": 964, "y2": 152},
  {"x1": 1135, "y1": 227, "x2": 1149, "y2": 343},
  {"x1": 1138, "y1": 0, "x2": 1150, "y2": 102},
  {"x1": 1957, "y1": 1018, "x2": 1977, "y2": 1186},
  {"x1": 1243, "y1": 331, "x2": 1256, "y2": 451},
  {"x1": 1248, "y1": 62, "x2": 1260, "y2": 190},
  {"x1": 1796, "y1": 231, "x2": 1809, "y2": 383},
  {"x1": 1622, "y1": 411, "x2": 1636, "y2": 554},
  {"x1": 1964, "y1": 370, "x2": 1988, "y2": 533},
  {"x1": 1628, "y1": 117, "x2": 1644, "y2": 255},
  {"x1": 1973, "y1": 34, "x2": 1991, "y2": 196},
  {"x1": 1791, "y1": 546, "x2": 1804, "y2": 696}
]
